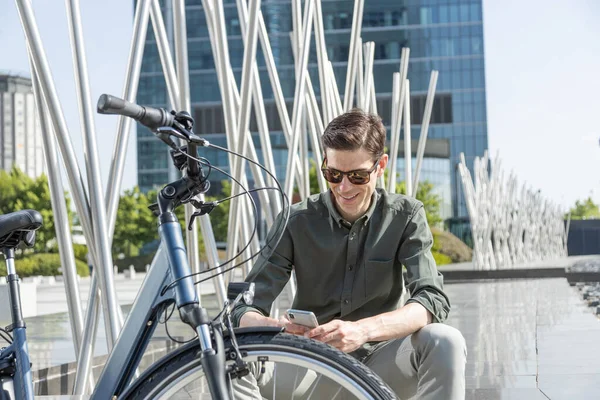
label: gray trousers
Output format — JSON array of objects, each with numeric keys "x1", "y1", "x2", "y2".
[{"x1": 232, "y1": 323, "x2": 467, "y2": 399}]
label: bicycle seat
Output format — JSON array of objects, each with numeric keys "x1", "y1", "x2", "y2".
[{"x1": 0, "y1": 210, "x2": 43, "y2": 248}]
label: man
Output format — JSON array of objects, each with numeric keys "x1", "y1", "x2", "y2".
[{"x1": 232, "y1": 109, "x2": 466, "y2": 399}]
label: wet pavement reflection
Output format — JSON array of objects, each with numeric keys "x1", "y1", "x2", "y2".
[
  {"x1": 4, "y1": 276, "x2": 600, "y2": 399},
  {"x1": 445, "y1": 278, "x2": 600, "y2": 399}
]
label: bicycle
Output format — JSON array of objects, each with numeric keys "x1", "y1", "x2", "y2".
[{"x1": 0, "y1": 94, "x2": 396, "y2": 399}]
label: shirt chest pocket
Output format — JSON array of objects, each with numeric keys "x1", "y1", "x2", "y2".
[{"x1": 364, "y1": 258, "x2": 395, "y2": 300}]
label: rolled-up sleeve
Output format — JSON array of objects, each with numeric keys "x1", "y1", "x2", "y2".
[
  {"x1": 397, "y1": 204, "x2": 451, "y2": 323},
  {"x1": 231, "y1": 212, "x2": 294, "y2": 327}
]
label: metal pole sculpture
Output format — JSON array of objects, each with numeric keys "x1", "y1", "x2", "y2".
[
  {"x1": 458, "y1": 151, "x2": 568, "y2": 270},
  {"x1": 15, "y1": 0, "x2": 442, "y2": 394}
]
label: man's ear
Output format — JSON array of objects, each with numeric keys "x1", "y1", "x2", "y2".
[{"x1": 377, "y1": 154, "x2": 389, "y2": 177}]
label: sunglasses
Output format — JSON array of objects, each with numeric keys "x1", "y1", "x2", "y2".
[{"x1": 321, "y1": 158, "x2": 380, "y2": 185}]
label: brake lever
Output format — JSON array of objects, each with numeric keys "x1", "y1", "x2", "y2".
[
  {"x1": 156, "y1": 126, "x2": 189, "y2": 143},
  {"x1": 187, "y1": 199, "x2": 218, "y2": 230}
]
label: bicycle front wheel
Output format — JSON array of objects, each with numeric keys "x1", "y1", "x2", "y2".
[{"x1": 122, "y1": 330, "x2": 396, "y2": 400}]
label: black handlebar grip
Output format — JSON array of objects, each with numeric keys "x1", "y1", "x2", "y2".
[{"x1": 97, "y1": 94, "x2": 174, "y2": 130}]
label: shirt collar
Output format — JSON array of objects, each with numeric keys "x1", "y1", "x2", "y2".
[{"x1": 322, "y1": 189, "x2": 380, "y2": 228}]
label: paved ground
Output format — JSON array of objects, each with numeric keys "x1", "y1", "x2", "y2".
[
  {"x1": 447, "y1": 278, "x2": 600, "y2": 399},
  {"x1": 3, "y1": 257, "x2": 600, "y2": 399}
]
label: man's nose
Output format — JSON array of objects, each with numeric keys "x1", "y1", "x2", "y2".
[{"x1": 338, "y1": 175, "x2": 354, "y2": 190}]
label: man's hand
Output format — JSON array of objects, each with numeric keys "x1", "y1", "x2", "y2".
[
  {"x1": 305, "y1": 320, "x2": 368, "y2": 353},
  {"x1": 239, "y1": 311, "x2": 310, "y2": 336}
]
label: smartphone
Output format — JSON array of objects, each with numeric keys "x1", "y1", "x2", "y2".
[{"x1": 285, "y1": 309, "x2": 319, "y2": 328}]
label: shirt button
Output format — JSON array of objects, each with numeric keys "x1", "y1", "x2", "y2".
[
  {"x1": 348, "y1": 265, "x2": 353, "y2": 271},
  {"x1": 344, "y1": 299, "x2": 349, "y2": 304}
]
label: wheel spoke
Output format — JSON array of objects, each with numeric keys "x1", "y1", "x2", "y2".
[
  {"x1": 305, "y1": 374, "x2": 323, "y2": 399},
  {"x1": 121, "y1": 333, "x2": 392, "y2": 400}
]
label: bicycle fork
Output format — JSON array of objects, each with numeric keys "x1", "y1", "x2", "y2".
[
  {"x1": 0, "y1": 248, "x2": 34, "y2": 400},
  {"x1": 159, "y1": 218, "x2": 231, "y2": 400}
]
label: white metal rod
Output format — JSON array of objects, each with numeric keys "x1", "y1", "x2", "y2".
[
  {"x1": 73, "y1": 274, "x2": 100, "y2": 395},
  {"x1": 300, "y1": 107, "x2": 310, "y2": 196},
  {"x1": 150, "y1": 0, "x2": 179, "y2": 184},
  {"x1": 221, "y1": 68, "x2": 278, "y2": 282},
  {"x1": 403, "y1": 80, "x2": 412, "y2": 197},
  {"x1": 313, "y1": 0, "x2": 330, "y2": 125},
  {"x1": 201, "y1": 0, "x2": 243, "y2": 284},
  {"x1": 292, "y1": 0, "x2": 302, "y2": 80},
  {"x1": 289, "y1": 8, "x2": 308, "y2": 199},
  {"x1": 388, "y1": 73, "x2": 400, "y2": 193},
  {"x1": 78, "y1": 0, "x2": 153, "y2": 386},
  {"x1": 305, "y1": 91, "x2": 327, "y2": 192},
  {"x1": 254, "y1": 7, "x2": 313, "y2": 189},
  {"x1": 343, "y1": 0, "x2": 364, "y2": 111},
  {"x1": 65, "y1": 0, "x2": 123, "y2": 342},
  {"x1": 228, "y1": 0, "x2": 263, "y2": 275},
  {"x1": 327, "y1": 61, "x2": 343, "y2": 116},
  {"x1": 172, "y1": 0, "x2": 202, "y2": 291},
  {"x1": 251, "y1": 74, "x2": 282, "y2": 216},
  {"x1": 225, "y1": 66, "x2": 274, "y2": 227},
  {"x1": 204, "y1": 0, "x2": 240, "y2": 266},
  {"x1": 356, "y1": 37, "x2": 364, "y2": 109},
  {"x1": 235, "y1": 0, "x2": 282, "y2": 216},
  {"x1": 413, "y1": 70, "x2": 438, "y2": 194},
  {"x1": 283, "y1": 0, "x2": 315, "y2": 198},
  {"x1": 369, "y1": 73, "x2": 378, "y2": 115},
  {"x1": 290, "y1": 1, "x2": 308, "y2": 198},
  {"x1": 150, "y1": 0, "x2": 180, "y2": 110},
  {"x1": 387, "y1": 47, "x2": 409, "y2": 192},
  {"x1": 15, "y1": 0, "x2": 122, "y2": 346},
  {"x1": 105, "y1": 0, "x2": 151, "y2": 241},
  {"x1": 363, "y1": 42, "x2": 375, "y2": 112},
  {"x1": 31, "y1": 67, "x2": 84, "y2": 367}
]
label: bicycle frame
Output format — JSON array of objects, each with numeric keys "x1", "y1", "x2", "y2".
[
  {"x1": 0, "y1": 251, "x2": 34, "y2": 400},
  {"x1": 93, "y1": 217, "x2": 221, "y2": 397}
]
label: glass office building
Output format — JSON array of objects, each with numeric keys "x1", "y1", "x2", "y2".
[{"x1": 138, "y1": 0, "x2": 488, "y2": 224}]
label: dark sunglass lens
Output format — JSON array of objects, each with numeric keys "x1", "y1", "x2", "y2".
[
  {"x1": 348, "y1": 172, "x2": 369, "y2": 185},
  {"x1": 322, "y1": 169, "x2": 342, "y2": 183}
]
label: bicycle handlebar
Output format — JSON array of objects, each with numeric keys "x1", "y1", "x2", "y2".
[{"x1": 97, "y1": 94, "x2": 174, "y2": 131}]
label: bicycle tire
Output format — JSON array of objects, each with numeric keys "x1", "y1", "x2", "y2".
[{"x1": 121, "y1": 330, "x2": 397, "y2": 399}]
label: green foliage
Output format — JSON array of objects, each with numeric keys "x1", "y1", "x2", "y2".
[
  {"x1": 309, "y1": 161, "x2": 321, "y2": 195},
  {"x1": 112, "y1": 183, "x2": 232, "y2": 258},
  {"x1": 566, "y1": 197, "x2": 600, "y2": 220},
  {"x1": 72, "y1": 244, "x2": 89, "y2": 262},
  {"x1": 379, "y1": 170, "x2": 443, "y2": 227},
  {"x1": 112, "y1": 186, "x2": 159, "y2": 257},
  {"x1": 432, "y1": 251, "x2": 453, "y2": 265},
  {"x1": 113, "y1": 252, "x2": 156, "y2": 272},
  {"x1": 0, "y1": 253, "x2": 89, "y2": 277},
  {"x1": 395, "y1": 181, "x2": 442, "y2": 227},
  {"x1": 0, "y1": 166, "x2": 73, "y2": 252},
  {"x1": 209, "y1": 180, "x2": 231, "y2": 242},
  {"x1": 431, "y1": 227, "x2": 472, "y2": 263}
]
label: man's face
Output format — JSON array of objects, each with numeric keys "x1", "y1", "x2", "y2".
[{"x1": 323, "y1": 148, "x2": 388, "y2": 223}]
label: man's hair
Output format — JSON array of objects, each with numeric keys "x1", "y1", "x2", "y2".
[{"x1": 321, "y1": 109, "x2": 386, "y2": 160}]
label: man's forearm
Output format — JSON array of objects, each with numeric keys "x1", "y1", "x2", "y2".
[
  {"x1": 355, "y1": 302, "x2": 433, "y2": 342},
  {"x1": 239, "y1": 311, "x2": 280, "y2": 328}
]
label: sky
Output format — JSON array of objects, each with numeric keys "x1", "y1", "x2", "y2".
[{"x1": 0, "y1": 0, "x2": 599, "y2": 212}]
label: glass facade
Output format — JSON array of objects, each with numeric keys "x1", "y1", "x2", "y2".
[{"x1": 137, "y1": 0, "x2": 488, "y2": 222}]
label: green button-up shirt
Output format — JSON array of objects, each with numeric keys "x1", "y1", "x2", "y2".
[{"x1": 231, "y1": 188, "x2": 450, "y2": 329}]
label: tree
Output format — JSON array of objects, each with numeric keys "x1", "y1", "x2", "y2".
[
  {"x1": 396, "y1": 181, "x2": 443, "y2": 227},
  {"x1": 112, "y1": 183, "x2": 232, "y2": 257},
  {"x1": 112, "y1": 186, "x2": 158, "y2": 257},
  {"x1": 209, "y1": 180, "x2": 231, "y2": 242},
  {"x1": 0, "y1": 166, "x2": 73, "y2": 252},
  {"x1": 566, "y1": 197, "x2": 600, "y2": 220}
]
